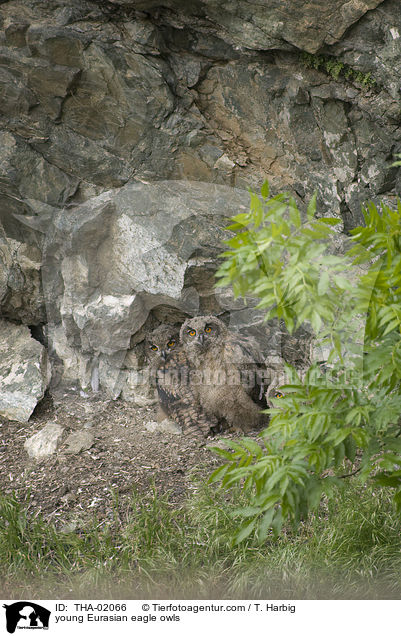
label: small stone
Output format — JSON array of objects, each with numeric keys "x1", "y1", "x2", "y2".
[
  {"x1": 24, "y1": 423, "x2": 64, "y2": 459},
  {"x1": 64, "y1": 430, "x2": 94, "y2": 454},
  {"x1": 214, "y1": 153, "x2": 235, "y2": 170},
  {"x1": 144, "y1": 419, "x2": 182, "y2": 434}
]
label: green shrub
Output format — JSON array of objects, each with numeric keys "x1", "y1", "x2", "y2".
[{"x1": 211, "y1": 182, "x2": 401, "y2": 543}]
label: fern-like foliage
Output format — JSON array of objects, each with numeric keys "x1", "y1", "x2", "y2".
[{"x1": 211, "y1": 182, "x2": 401, "y2": 543}]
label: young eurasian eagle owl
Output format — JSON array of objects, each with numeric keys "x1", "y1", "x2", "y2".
[
  {"x1": 145, "y1": 324, "x2": 179, "y2": 373},
  {"x1": 179, "y1": 315, "x2": 268, "y2": 433},
  {"x1": 146, "y1": 324, "x2": 212, "y2": 441}
]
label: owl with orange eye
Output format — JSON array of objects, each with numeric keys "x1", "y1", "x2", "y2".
[
  {"x1": 145, "y1": 324, "x2": 179, "y2": 368},
  {"x1": 178, "y1": 315, "x2": 269, "y2": 434},
  {"x1": 145, "y1": 323, "x2": 213, "y2": 441}
]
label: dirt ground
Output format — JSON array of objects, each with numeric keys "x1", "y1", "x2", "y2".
[{"x1": 0, "y1": 390, "x2": 249, "y2": 530}]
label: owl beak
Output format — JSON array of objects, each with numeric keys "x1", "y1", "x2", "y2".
[
  {"x1": 161, "y1": 350, "x2": 167, "y2": 360},
  {"x1": 198, "y1": 334, "x2": 204, "y2": 345}
]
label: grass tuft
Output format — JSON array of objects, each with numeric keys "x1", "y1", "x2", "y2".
[{"x1": 1, "y1": 480, "x2": 400, "y2": 599}]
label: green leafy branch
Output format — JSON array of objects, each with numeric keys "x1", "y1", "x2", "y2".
[{"x1": 211, "y1": 182, "x2": 401, "y2": 544}]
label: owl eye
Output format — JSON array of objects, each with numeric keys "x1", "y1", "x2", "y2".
[
  {"x1": 274, "y1": 391, "x2": 284, "y2": 398},
  {"x1": 204, "y1": 326, "x2": 212, "y2": 333},
  {"x1": 167, "y1": 339, "x2": 176, "y2": 348},
  {"x1": 150, "y1": 345, "x2": 158, "y2": 352},
  {"x1": 188, "y1": 329, "x2": 196, "y2": 337}
]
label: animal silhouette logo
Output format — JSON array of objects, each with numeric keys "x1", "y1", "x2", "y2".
[{"x1": 3, "y1": 602, "x2": 51, "y2": 633}]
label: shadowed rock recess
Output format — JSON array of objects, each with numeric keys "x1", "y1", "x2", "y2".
[{"x1": 0, "y1": 0, "x2": 400, "y2": 419}]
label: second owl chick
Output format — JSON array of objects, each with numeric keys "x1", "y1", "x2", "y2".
[
  {"x1": 179, "y1": 315, "x2": 268, "y2": 433},
  {"x1": 146, "y1": 324, "x2": 213, "y2": 441},
  {"x1": 145, "y1": 324, "x2": 179, "y2": 421}
]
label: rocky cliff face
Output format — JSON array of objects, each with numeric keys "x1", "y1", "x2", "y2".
[{"x1": 0, "y1": 0, "x2": 400, "y2": 417}]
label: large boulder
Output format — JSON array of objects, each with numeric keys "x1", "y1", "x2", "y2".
[
  {"x1": 0, "y1": 221, "x2": 45, "y2": 324},
  {"x1": 39, "y1": 177, "x2": 374, "y2": 398},
  {"x1": 0, "y1": 319, "x2": 50, "y2": 422},
  {"x1": 42, "y1": 180, "x2": 255, "y2": 395}
]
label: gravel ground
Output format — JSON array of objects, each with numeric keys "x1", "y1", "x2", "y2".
[{"x1": 0, "y1": 391, "x2": 253, "y2": 530}]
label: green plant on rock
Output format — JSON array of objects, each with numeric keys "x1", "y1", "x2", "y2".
[
  {"x1": 324, "y1": 58, "x2": 344, "y2": 81},
  {"x1": 210, "y1": 181, "x2": 401, "y2": 544},
  {"x1": 300, "y1": 52, "x2": 376, "y2": 88}
]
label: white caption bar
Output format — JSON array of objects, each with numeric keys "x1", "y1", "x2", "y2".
[{"x1": 1, "y1": 599, "x2": 400, "y2": 636}]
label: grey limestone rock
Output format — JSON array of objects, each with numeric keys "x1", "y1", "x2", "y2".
[
  {"x1": 0, "y1": 0, "x2": 400, "y2": 402},
  {"x1": 144, "y1": 419, "x2": 182, "y2": 435},
  {"x1": 42, "y1": 180, "x2": 252, "y2": 394},
  {"x1": 0, "y1": 319, "x2": 50, "y2": 422},
  {"x1": 0, "y1": 222, "x2": 45, "y2": 324},
  {"x1": 0, "y1": 0, "x2": 398, "y2": 239},
  {"x1": 112, "y1": 0, "x2": 383, "y2": 53},
  {"x1": 24, "y1": 422, "x2": 64, "y2": 459}
]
